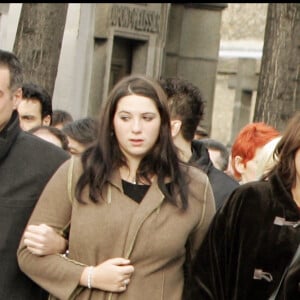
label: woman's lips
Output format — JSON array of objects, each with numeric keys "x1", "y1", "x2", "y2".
[{"x1": 130, "y1": 139, "x2": 144, "y2": 146}]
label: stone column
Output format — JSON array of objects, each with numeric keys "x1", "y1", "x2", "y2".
[
  {"x1": 163, "y1": 3, "x2": 227, "y2": 135},
  {"x1": 228, "y1": 58, "x2": 258, "y2": 144}
]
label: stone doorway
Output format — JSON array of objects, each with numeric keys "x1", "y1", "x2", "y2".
[{"x1": 110, "y1": 36, "x2": 148, "y2": 92}]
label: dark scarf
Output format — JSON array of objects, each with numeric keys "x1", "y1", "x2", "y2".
[{"x1": 0, "y1": 111, "x2": 20, "y2": 161}]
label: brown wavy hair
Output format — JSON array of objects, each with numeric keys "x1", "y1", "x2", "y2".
[
  {"x1": 75, "y1": 74, "x2": 189, "y2": 209},
  {"x1": 268, "y1": 112, "x2": 300, "y2": 190}
]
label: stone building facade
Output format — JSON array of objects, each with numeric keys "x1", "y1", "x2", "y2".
[
  {"x1": 212, "y1": 3, "x2": 268, "y2": 146},
  {"x1": 0, "y1": 3, "x2": 225, "y2": 135},
  {"x1": 0, "y1": 3, "x2": 268, "y2": 145}
]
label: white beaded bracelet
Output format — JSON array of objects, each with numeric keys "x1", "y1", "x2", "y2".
[{"x1": 87, "y1": 266, "x2": 94, "y2": 289}]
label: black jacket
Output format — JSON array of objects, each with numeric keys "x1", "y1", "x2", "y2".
[
  {"x1": 0, "y1": 111, "x2": 70, "y2": 299},
  {"x1": 190, "y1": 140, "x2": 239, "y2": 209},
  {"x1": 190, "y1": 171, "x2": 300, "y2": 300}
]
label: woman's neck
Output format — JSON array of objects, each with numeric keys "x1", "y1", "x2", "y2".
[{"x1": 120, "y1": 163, "x2": 139, "y2": 184}]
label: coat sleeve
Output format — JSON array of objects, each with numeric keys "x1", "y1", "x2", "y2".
[
  {"x1": 17, "y1": 158, "x2": 86, "y2": 300},
  {"x1": 275, "y1": 246, "x2": 300, "y2": 299},
  {"x1": 189, "y1": 175, "x2": 216, "y2": 259}
]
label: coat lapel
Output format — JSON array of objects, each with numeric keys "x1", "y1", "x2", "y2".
[
  {"x1": 124, "y1": 176, "x2": 165, "y2": 258},
  {"x1": 108, "y1": 171, "x2": 166, "y2": 258}
]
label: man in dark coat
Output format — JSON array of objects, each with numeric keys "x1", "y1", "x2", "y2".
[
  {"x1": 0, "y1": 49, "x2": 70, "y2": 299},
  {"x1": 160, "y1": 77, "x2": 239, "y2": 210},
  {"x1": 190, "y1": 139, "x2": 238, "y2": 209},
  {"x1": 159, "y1": 77, "x2": 239, "y2": 300}
]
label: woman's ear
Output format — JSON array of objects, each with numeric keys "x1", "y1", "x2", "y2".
[
  {"x1": 170, "y1": 119, "x2": 182, "y2": 137},
  {"x1": 234, "y1": 155, "x2": 245, "y2": 175}
]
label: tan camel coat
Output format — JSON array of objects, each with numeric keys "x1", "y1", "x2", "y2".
[{"x1": 18, "y1": 156, "x2": 215, "y2": 300}]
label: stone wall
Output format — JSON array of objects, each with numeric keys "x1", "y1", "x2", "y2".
[
  {"x1": 221, "y1": 3, "x2": 267, "y2": 40},
  {"x1": 211, "y1": 3, "x2": 268, "y2": 146}
]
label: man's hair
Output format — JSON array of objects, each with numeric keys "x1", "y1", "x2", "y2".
[
  {"x1": 29, "y1": 125, "x2": 69, "y2": 151},
  {"x1": 160, "y1": 77, "x2": 205, "y2": 141},
  {"x1": 0, "y1": 49, "x2": 23, "y2": 91},
  {"x1": 22, "y1": 83, "x2": 52, "y2": 121},
  {"x1": 52, "y1": 109, "x2": 73, "y2": 127},
  {"x1": 62, "y1": 117, "x2": 98, "y2": 146},
  {"x1": 195, "y1": 125, "x2": 209, "y2": 139}
]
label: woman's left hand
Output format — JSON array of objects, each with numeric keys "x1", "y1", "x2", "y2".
[{"x1": 23, "y1": 223, "x2": 68, "y2": 256}]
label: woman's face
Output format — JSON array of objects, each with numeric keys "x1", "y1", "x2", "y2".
[
  {"x1": 113, "y1": 94, "x2": 161, "y2": 162},
  {"x1": 234, "y1": 147, "x2": 264, "y2": 184}
]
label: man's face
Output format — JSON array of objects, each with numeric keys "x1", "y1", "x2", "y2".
[
  {"x1": 0, "y1": 67, "x2": 20, "y2": 132},
  {"x1": 18, "y1": 99, "x2": 50, "y2": 131}
]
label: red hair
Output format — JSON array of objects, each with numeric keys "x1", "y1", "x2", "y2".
[{"x1": 231, "y1": 122, "x2": 280, "y2": 180}]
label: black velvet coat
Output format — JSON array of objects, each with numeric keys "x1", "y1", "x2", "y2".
[
  {"x1": 190, "y1": 140, "x2": 239, "y2": 210},
  {"x1": 190, "y1": 171, "x2": 300, "y2": 300},
  {"x1": 0, "y1": 111, "x2": 69, "y2": 299}
]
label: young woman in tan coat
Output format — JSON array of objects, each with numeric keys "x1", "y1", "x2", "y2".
[{"x1": 17, "y1": 74, "x2": 215, "y2": 300}]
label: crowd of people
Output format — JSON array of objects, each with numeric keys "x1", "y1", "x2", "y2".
[
  {"x1": 1, "y1": 48, "x2": 300, "y2": 299},
  {"x1": 15, "y1": 78, "x2": 98, "y2": 157}
]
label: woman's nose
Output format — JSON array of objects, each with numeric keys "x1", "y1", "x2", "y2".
[{"x1": 132, "y1": 119, "x2": 142, "y2": 132}]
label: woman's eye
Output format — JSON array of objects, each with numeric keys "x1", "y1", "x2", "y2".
[
  {"x1": 120, "y1": 116, "x2": 130, "y2": 121},
  {"x1": 143, "y1": 115, "x2": 154, "y2": 121}
]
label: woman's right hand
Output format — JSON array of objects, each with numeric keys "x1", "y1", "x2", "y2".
[{"x1": 81, "y1": 257, "x2": 134, "y2": 292}]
